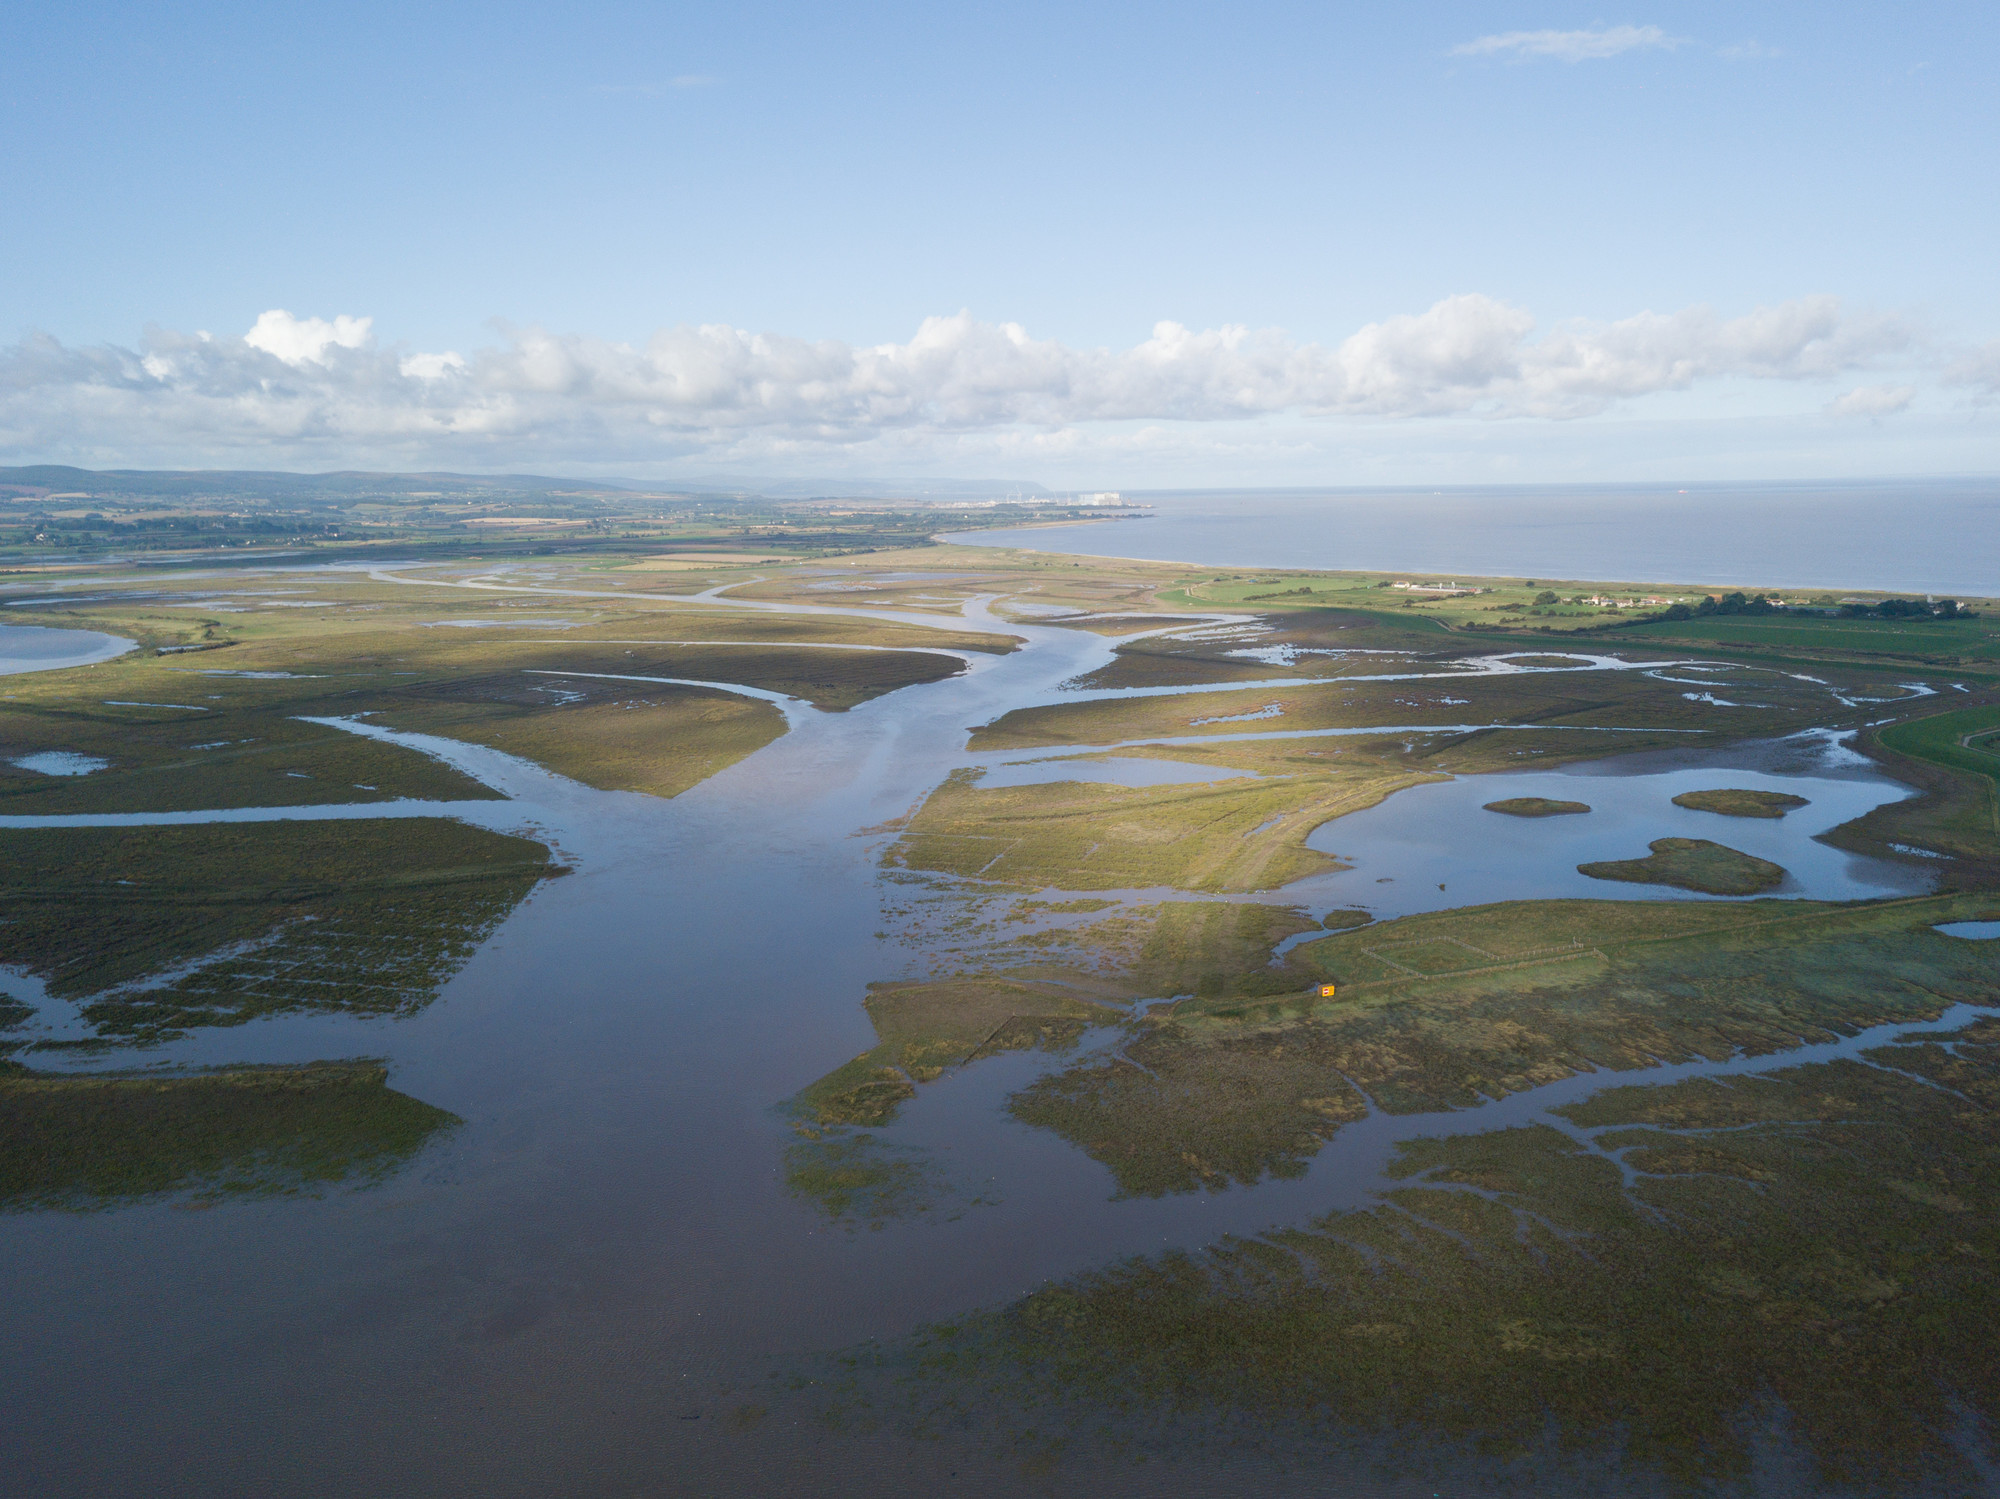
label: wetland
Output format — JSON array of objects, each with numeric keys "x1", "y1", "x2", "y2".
[{"x1": 2, "y1": 520, "x2": 1998, "y2": 1497}]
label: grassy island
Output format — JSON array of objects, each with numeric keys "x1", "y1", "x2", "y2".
[
  {"x1": 1484, "y1": 796, "x2": 1591, "y2": 817},
  {"x1": 1579, "y1": 837, "x2": 1787, "y2": 895},
  {"x1": 1672, "y1": 787, "x2": 1810, "y2": 818}
]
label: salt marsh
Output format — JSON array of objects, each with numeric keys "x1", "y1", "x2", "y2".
[{"x1": 0, "y1": 551, "x2": 1993, "y2": 1496}]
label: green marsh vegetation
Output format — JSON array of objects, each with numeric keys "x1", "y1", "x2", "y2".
[
  {"x1": 0, "y1": 820, "x2": 554, "y2": 1046},
  {"x1": 551, "y1": 603, "x2": 1018, "y2": 657},
  {"x1": 0, "y1": 1059, "x2": 458, "y2": 1210},
  {"x1": 787, "y1": 901, "x2": 1332, "y2": 1221},
  {"x1": 1671, "y1": 786, "x2": 1810, "y2": 817},
  {"x1": 1068, "y1": 608, "x2": 1466, "y2": 691},
  {"x1": 1483, "y1": 796, "x2": 1591, "y2": 816},
  {"x1": 970, "y1": 656, "x2": 1869, "y2": 755},
  {"x1": 1002, "y1": 895, "x2": 1998, "y2": 1195},
  {"x1": 783, "y1": 1133, "x2": 968, "y2": 1230},
  {"x1": 906, "y1": 1023, "x2": 2000, "y2": 1488},
  {"x1": 802, "y1": 885, "x2": 2000, "y2": 1484},
  {"x1": 1143, "y1": 563, "x2": 2000, "y2": 684},
  {"x1": 887, "y1": 764, "x2": 1390, "y2": 892},
  {"x1": 1579, "y1": 836, "x2": 1788, "y2": 895},
  {"x1": 830, "y1": 893, "x2": 2000, "y2": 1206},
  {"x1": 0, "y1": 691, "x2": 499, "y2": 817},
  {"x1": 0, "y1": 568, "x2": 994, "y2": 804},
  {"x1": 793, "y1": 975, "x2": 1132, "y2": 1129},
  {"x1": 370, "y1": 675, "x2": 787, "y2": 798},
  {"x1": 12, "y1": 534, "x2": 2000, "y2": 1461}
]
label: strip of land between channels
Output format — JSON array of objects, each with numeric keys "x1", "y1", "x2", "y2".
[{"x1": 1309, "y1": 891, "x2": 1982, "y2": 998}]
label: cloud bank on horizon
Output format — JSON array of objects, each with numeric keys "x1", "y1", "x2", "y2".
[{"x1": 4, "y1": 293, "x2": 1973, "y2": 476}]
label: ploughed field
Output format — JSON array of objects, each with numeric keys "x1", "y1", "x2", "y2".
[{"x1": 3, "y1": 543, "x2": 1999, "y2": 1492}]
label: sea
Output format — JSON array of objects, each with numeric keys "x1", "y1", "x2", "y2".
[{"x1": 948, "y1": 478, "x2": 2000, "y2": 597}]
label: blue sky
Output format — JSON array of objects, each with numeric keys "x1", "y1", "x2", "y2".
[{"x1": 3, "y1": 2, "x2": 1996, "y2": 484}]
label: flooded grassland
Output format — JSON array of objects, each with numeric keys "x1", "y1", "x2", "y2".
[{"x1": 1, "y1": 549, "x2": 1998, "y2": 1496}]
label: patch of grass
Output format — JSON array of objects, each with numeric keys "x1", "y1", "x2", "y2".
[
  {"x1": 0, "y1": 820, "x2": 554, "y2": 1044},
  {"x1": 374, "y1": 680, "x2": 785, "y2": 797},
  {"x1": 0, "y1": 700, "x2": 499, "y2": 815},
  {"x1": 1484, "y1": 797, "x2": 1591, "y2": 817},
  {"x1": 0, "y1": 1060, "x2": 458, "y2": 1210},
  {"x1": 890, "y1": 762, "x2": 1430, "y2": 892},
  {"x1": 557, "y1": 605, "x2": 1018, "y2": 657},
  {"x1": 1579, "y1": 837, "x2": 1786, "y2": 895},
  {"x1": 793, "y1": 978, "x2": 1128, "y2": 1128},
  {"x1": 783, "y1": 1134, "x2": 956, "y2": 1230},
  {"x1": 793, "y1": 901, "x2": 1321, "y2": 1137},
  {"x1": 970, "y1": 662, "x2": 1854, "y2": 755},
  {"x1": 1071, "y1": 609, "x2": 1467, "y2": 690},
  {"x1": 1671, "y1": 787, "x2": 1809, "y2": 818}
]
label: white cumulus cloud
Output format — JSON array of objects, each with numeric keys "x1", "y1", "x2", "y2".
[
  {"x1": 1452, "y1": 25, "x2": 1679, "y2": 62},
  {"x1": 0, "y1": 295, "x2": 1919, "y2": 470},
  {"x1": 243, "y1": 310, "x2": 373, "y2": 365},
  {"x1": 399, "y1": 350, "x2": 468, "y2": 380}
]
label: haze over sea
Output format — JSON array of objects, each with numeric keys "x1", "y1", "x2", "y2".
[{"x1": 953, "y1": 479, "x2": 2000, "y2": 597}]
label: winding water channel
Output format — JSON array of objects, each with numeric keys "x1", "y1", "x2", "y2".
[{"x1": 1, "y1": 584, "x2": 1974, "y2": 1496}]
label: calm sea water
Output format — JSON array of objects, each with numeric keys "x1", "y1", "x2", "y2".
[{"x1": 950, "y1": 479, "x2": 2000, "y2": 597}]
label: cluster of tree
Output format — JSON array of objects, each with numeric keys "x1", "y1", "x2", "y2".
[
  {"x1": 1653, "y1": 592, "x2": 1972, "y2": 623},
  {"x1": 1653, "y1": 591, "x2": 1775, "y2": 621},
  {"x1": 3, "y1": 512, "x2": 351, "y2": 551},
  {"x1": 1844, "y1": 596, "x2": 1971, "y2": 619}
]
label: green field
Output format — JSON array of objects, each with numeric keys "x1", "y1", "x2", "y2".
[
  {"x1": 1879, "y1": 703, "x2": 2000, "y2": 796},
  {"x1": 1610, "y1": 611, "x2": 2000, "y2": 665}
]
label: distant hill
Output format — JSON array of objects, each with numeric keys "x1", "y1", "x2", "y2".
[
  {"x1": 0, "y1": 466, "x2": 1054, "y2": 505},
  {"x1": 0, "y1": 467, "x2": 643, "y2": 502},
  {"x1": 662, "y1": 474, "x2": 1053, "y2": 500}
]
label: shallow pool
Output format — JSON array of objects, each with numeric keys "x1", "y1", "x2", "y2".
[
  {"x1": 0, "y1": 623, "x2": 134, "y2": 676},
  {"x1": 1292, "y1": 733, "x2": 1928, "y2": 917}
]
